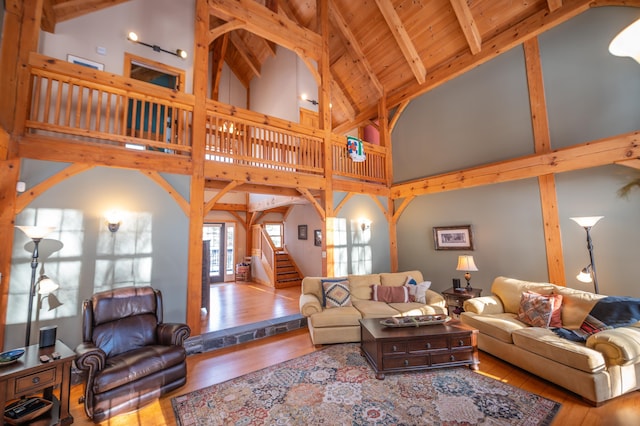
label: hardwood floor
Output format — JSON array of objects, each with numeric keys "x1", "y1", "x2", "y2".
[{"x1": 69, "y1": 282, "x2": 640, "y2": 425}]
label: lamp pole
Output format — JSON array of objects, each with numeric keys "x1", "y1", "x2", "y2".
[
  {"x1": 584, "y1": 226, "x2": 599, "y2": 294},
  {"x1": 25, "y1": 238, "x2": 41, "y2": 347}
]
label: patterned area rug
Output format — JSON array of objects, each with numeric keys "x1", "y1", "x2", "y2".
[{"x1": 172, "y1": 343, "x2": 560, "y2": 425}]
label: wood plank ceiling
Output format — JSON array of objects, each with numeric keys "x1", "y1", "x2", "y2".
[{"x1": 41, "y1": 0, "x2": 607, "y2": 132}]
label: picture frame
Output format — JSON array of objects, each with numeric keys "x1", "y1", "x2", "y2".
[
  {"x1": 314, "y1": 229, "x2": 322, "y2": 246},
  {"x1": 433, "y1": 225, "x2": 473, "y2": 250},
  {"x1": 298, "y1": 225, "x2": 308, "y2": 240},
  {"x1": 67, "y1": 54, "x2": 104, "y2": 71}
]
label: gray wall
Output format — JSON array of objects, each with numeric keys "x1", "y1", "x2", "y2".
[
  {"x1": 392, "y1": 7, "x2": 640, "y2": 298},
  {"x1": 7, "y1": 163, "x2": 189, "y2": 351}
]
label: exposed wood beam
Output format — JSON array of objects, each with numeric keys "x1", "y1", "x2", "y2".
[
  {"x1": 203, "y1": 162, "x2": 326, "y2": 191},
  {"x1": 374, "y1": 0, "x2": 426, "y2": 84},
  {"x1": 229, "y1": 32, "x2": 261, "y2": 78},
  {"x1": 392, "y1": 195, "x2": 415, "y2": 222},
  {"x1": 205, "y1": 179, "x2": 304, "y2": 197},
  {"x1": 333, "y1": 179, "x2": 390, "y2": 197},
  {"x1": 449, "y1": 0, "x2": 482, "y2": 55},
  {"x1": 297, "y1": 187, "x2": 325, "y2": 221},
  {"x1": 15, "y1": 163, "x2": 93, "y2": 213},
  {"x1": 228, "y1": 210, "x2": 247, "y2": 229},
  {"x1": 204, "y1": 180, "x2": 240, "y2": 214},
  {"x1": 41, "y1": 0, "x2": 56, "y2": 33},
  {"x1": 389, "y1": 100, "x2": 410, "y2": 132},
  {"x1": 207, "y1": 19, "x2": 245, "y2": 46},
  {"x1": 207, "y1": 0, "x2": 322, "y2": 60},
  {"x1": 51, "y1": 0, "x2": 131, "y2": 23},
  {"x1": 143, "y1": 171, "x2": 190, "y2": 216},
  {"x1": 548, "y1": 0, "x2": 564, "y2": 11},
  {"x1": 391, "y1": 131, "x2": 639, "y2": 199},
  {"x1": 210, "y1": 33, "x2": 229, "y2": 100},
  {"x1": 331, "y1": 78, "x2": 357, "y2": 122},
  {"x1": 248, "y1": 195, "x2": 306, "y2": 212},
  {"x1": 334, "y1": 192, "x2": 354, "y2": 215},
  {"x1": 329, "y1": 0, "x2": 384, "y2": 96}
]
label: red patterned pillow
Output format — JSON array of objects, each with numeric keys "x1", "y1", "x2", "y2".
[
  {"x1": 372, "y1": 285, "x2": 409, "y2": 303},
  {"x1": 517, "y1": 291, "x2": 563, "y2": 328}
]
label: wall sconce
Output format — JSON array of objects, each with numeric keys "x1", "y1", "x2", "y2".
[
  {"x1": 456, "y1": 255, "x2": 478, "y2": 290},
  {"x1": 359, "y1": 218, "x2": 371, "y2": 232},
  {"x1": 127, "y1": 31, "x2": 187, "y2": 59},
  {"x1": 105, "y1": 210, "x2": 122, "y2": 233},
  {"x1": 570, "y1": 216, "x2": 603, "y2": 294},
  {"x1": 300, "y1": 93, "x2": 319, "y2": 106},
  {"x1": 609, "y1": 19, "x2": 640, "y2": 64}
]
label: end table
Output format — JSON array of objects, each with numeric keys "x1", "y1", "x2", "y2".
[
  {"x1": 442, "y1": 287, "x2": 482, "y2": 319},
  {"x1": 1, "y1": 340, "x2": 74, "y2": 425}
]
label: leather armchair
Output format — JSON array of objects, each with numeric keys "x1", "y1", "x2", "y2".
[{"x1": 75, "y1": 286, "x2": 190, "y2": 423}]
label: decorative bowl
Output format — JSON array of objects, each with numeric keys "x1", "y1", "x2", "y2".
[
  {"x1": 0, "y1": 349, "x2": 25, "y2": 366},
  {"x1": 380, "y1": 315, "x2": 451, "y2": 328}
]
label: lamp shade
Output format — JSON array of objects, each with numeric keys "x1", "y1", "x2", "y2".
[
  {"x1": 16, "y1": 225, "x2": 56, "y2": 240},
  {"x1": 570, "y1": 216, "x2": 603, "y2": 228},
  {"x1": 609, "y1": 18, "x2": 640, "y2": 64},
  {"x1": 456, "y1": 255, "x2": 478, "y2": 272},
  {"x1": 576, "y1": 267, "x2": 593, "y2": 283},
  {"x1": 37, "y1": 275, "x2": 59, "y2": 294}
]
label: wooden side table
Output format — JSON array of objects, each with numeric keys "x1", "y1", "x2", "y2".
[
  {"x1": 1, "y1": 340, "x2": 74, "y2": 425},
  {"x1": 442, "y1": 287, "x2": 482, "y2": 319}
]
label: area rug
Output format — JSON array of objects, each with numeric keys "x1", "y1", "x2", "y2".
[{"x1": 172, "y1": 343, "x2": 561, "y2": 425}]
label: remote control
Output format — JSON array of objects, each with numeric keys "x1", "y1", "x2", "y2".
[
  {"x1": 51, "y1": 352, "x2": 61, "y2": 360},
  {"x1": 39, "y1": 354, "x2": 50, "y2": 363}
]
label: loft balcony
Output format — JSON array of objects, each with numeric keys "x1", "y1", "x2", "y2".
[{"x1": 20, "y1": 53, "x2": 388, "y2": 192}]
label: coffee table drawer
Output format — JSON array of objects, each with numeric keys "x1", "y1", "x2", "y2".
[
  {"x1": 431, "y1": 350, "x2": 474, "y2": 365},
  {"x1": 382, "y1": 341, "x2": 407, "y2": 355},
  {"x1": 451, "y1": 335, "x2": 473, "y2": 348},
  {"x1": 383, "y1": 356, "x2": 428, "y2": 370},
  {"x1": 407, "y1": 336, "x2": 448, "y2": 352},
  {"x1": 15, "y1": 367, "x2": 57, "y2": 394}
]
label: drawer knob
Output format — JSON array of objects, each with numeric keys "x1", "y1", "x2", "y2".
[
  {"x1": 425, "y1": 342, "x2": 431, "y2": 349},
  {"x1": 450, "y1": 355, "x2": 455, "y2": 361},
  {"x1": 32, "y1": 377, "x2": 40, "y2": 384},
  {"x1": 404, "y1": 359, "x2": 409, "y2": 366},
  {"x1": 458, "y1": 339, "x2": 464, "y2": 346},
  {"x1": 392, "y1": 345, "x2": 397, "y2": 352}
]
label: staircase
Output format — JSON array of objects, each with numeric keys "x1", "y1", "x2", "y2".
[{"x1": 274, "y1": 251, "x2": 302, "y2": 288}]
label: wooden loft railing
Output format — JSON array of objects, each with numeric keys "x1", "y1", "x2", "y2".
[{"x1": 24, "y1": 53, "x2": 387, "y2": 185}]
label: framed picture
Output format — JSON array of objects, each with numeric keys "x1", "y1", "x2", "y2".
[
  {"x1": 67, "y1": 54, "x2": 104, "y2": 71},
  {"x1": 298, "y1": 225, "x2": 308, "y2": 240},
  {"x1": 314, "y1": 229, "x2": 322, "y2": 246},
  {"x1": 433, "y1": 225, "x2": 474, "y2": 250}
]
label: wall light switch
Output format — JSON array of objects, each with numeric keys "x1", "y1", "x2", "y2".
[{"x1": 96, "y1": 46, "x2": 107, "y2": 56}]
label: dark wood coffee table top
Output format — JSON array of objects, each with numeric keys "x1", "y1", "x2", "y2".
[{"x1": 359, "y1": 317, "x2": 476, "y2": 339}]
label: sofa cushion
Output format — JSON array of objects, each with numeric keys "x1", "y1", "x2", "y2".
[
  {"x1": 352, "y1": 300, "x2": 402, "y2": 318},
  {"x1": 517, "y1": 291, "x2": 563, "y2": 328},
  {"x1": 322, "y1": 280, "x2": 352, "y2": 308},
  {"x1": 348, "y1": 274, "x2": 380, "y2": 300},
  {"x1": 372, "y1": 285, "x2": 409, "y2": 303},
  {"x1": 553, "y1": 286, "x2": 606, "y2": 329},
  {"x1": 459, "y1": 312, "x2": 528, "y2": 344},
  {"x1": 309, "y1": 306, "x2": 362, "y2": 327},
  {"x1": 511, "y1": 327, "x2": 606, "y2": 373},
  {"x1": 389, "y1": 302, "x2": 447, "y2": 316},
  {"x1": 380, "y1": 271, "x2": 424, "y2": 287},
  {"x1": 491, "y1": 276, "x2": 557, "y2": 314}
]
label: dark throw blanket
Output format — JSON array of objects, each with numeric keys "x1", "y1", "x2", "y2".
[{"x1": 554, "y1": 296, "x2": 640, "y2": 342}]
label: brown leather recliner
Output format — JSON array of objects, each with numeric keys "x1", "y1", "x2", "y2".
[{"x1": 75, "y1": 286, "x2": 190, "y2": 423}]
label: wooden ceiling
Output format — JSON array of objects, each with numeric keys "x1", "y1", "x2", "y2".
[{"x1": 41, "y1": 0, "x2": 627, "y2": 132}]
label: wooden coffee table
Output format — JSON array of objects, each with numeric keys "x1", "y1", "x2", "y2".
[{"x1": 359, "y1": 317, "x2": 479, "y2": 379}]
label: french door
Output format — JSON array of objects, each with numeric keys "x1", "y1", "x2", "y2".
[{"x1": 203, "y1": 223, "x2": 235, "y2": 282}]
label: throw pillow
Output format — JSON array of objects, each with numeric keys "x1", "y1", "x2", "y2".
[
  {"x1": 517, "y1": 291, "x2": 562, "y2": 328},
  {"x1": 322, "y1": 280, "x2": 352, "y2": 308},
  {"x1": 405, "y1": 276, "x2": 417, "y2": 286},
  {"x1": 414, "y1": 281, "x2": 432, "y2": 304},
  {"x1": 372, "y1": 285, "x2": 409, "y2": 303}
]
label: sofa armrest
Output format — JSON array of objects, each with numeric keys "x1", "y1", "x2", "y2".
[
  {"x1": 463, "y1": 295, "x2": 505, "y2": 314},
  {"x1": 157, "y1": 323, "x2": 191, "y2": 346},
  {"x1": 586, "y1": 327, "x2": 640, "y2": 365},
  {"x1": 300, "y1": 293, "x2": 323, "y2": 317},
  {"x1": 75, "y1": 342, "x2": 106, "y2": 372},
  {"x1": 424, "y1": 289, "x2": 446, "y2": 308}
]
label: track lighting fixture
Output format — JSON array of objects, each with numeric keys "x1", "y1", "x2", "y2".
[{"x1": 127, "y1": 32, "x2": 187, "y2": 59}]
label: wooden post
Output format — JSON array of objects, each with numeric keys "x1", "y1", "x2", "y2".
[
  {"x1": 378, "y1": 94, "x2": 398, "y2": 271},
  {"x1": 186, "y1": 0, "x2": 210, "y2": 335},
  {"x1": 319, "y1": 0, "x2": 332, "y2": 276},
  {"x1": 524, "y1": 37, "x2": 566, "y2": 286}
]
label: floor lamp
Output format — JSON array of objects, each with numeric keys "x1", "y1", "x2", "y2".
[
  {"x1": 570, "y1": 216, "x2": 603, "y2": 294},
  {"x1": 16, "y1": 225, "x2": 56, "y2": 347}
]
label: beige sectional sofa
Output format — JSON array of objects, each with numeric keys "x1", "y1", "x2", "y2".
[
  {"x1": 460, "y1": 276, "x2": 640, "y2": 405},
  {"x1": 299, "y1": 271, "x2": 447, "y2": 345}
]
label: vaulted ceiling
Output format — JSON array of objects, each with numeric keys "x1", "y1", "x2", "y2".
[{"x1": 41, "y1": 0, "x2": 629, "y2": 132}]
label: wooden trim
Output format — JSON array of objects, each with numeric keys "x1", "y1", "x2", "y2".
[
  {"x1": 142, "y1": 170, "x2": 190, "y2": 216},
  {"x1": 123, "y1": 52, "x2": 186, "y2": 92}
]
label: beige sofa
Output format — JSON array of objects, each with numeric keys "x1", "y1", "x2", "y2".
[
  {"x1": 460, "y1": 276, "x2": 640, "y2": 405},
  {"x1": 299, "y1": 270, "x2": 447, "y2": 345}
]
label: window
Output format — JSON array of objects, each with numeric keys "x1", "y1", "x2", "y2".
[{"x1": 264, "y1": 222, "x2": 283, "y2": 248}]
